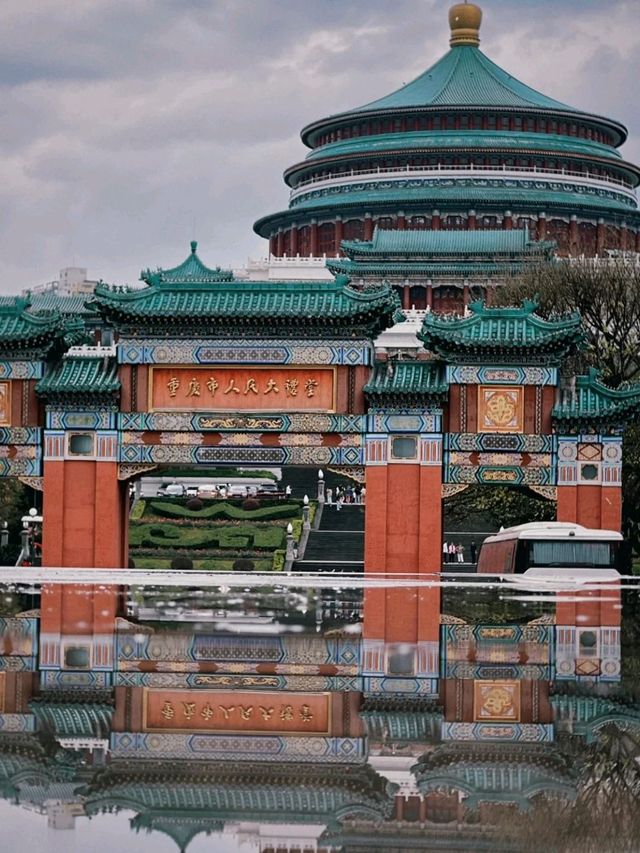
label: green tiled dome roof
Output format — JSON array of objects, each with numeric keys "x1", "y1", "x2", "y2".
[{"x1": 354, "y1": 46, "x2": 579, "y2": 115}]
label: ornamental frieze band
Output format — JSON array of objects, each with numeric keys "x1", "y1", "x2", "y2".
[{"x1": 118, "y1": 338, "x2": 372, "y2": 366}]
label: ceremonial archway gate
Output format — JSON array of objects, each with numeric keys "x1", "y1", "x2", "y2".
[{"x1": 1, "y1": 244, "x2": 639, "y2": 649}]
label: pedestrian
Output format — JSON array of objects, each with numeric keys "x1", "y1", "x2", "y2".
[
  {"x1": 457, "y1": 544, "x2": 464, "y2": 563},
  {"x1": 361, "y1": 486, "x2": 366, "y2": 504},
  {"x1": 285, "y1": 484, "x2": 292, "y2": 498},
  {"x1": 470, "y1": 540, "x2": 477, "y2": 563},
  {"x1": 442, "y1": 540, "x2": 448, "y2": 564},
  {"x1": 336, "y1": 493, "x2": 343, "y2": 512},
  {"x1": 448, "y1": 542, "x2": 456, "y2": 563},
  {"x1": 326, "y1": 487, "x2": 333, "y2": 505},
  {"x1": 355, "y1": 485, "x2": 361, "y2": 504}
]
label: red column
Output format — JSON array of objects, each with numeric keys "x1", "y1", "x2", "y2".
[
  {"x1": 536, "y1": 213, "x2": 547, "y2": 241},
  {"x1": 364, "y1": 435, "x2": 443, "y2": 645},
  {"x1": 468, "y1": 210, "x2": 477, "y2": 230},
  {"x1": 364, "y1": 213, "x2": 373, "y2": 241},
  {"x1": 569, "y1": 215, "x2": 579, "y2": 256},
  {"x1": 276, "y1": 229, "x2": 284, "y2": 257},
  {"x1": 426, "y1": 286, "x2": 433, "y2": 310},
  {"x1": 503, "y1": 211, "x2": 513, "y2": 230},
  {"x1": 290, "y1": 224, "x2": 298, "y2": 256},
  {"x1": 43, "y1": 460, "x2": 126, "y2": 568},
  {"x1": 310, "y1": 219, "x2": 318, "y2": 256},
  {"x1": 432, "y1": 210, "x2": 441, "y2": 231},
  {"x1": 335, "y1": 217, "x2": 343, "y2": 252},
  {"x1": 463, "y1": 284, "x2": 470, "y2": 307},
  {"x1": 635, "y1": 230, "x2": 640, "y2": 253},
  {"x1": 596, "y1": 219, "x2": 605, "y2": 255},
  {"x1": 397, "y1": 211, "x2": 406, "y2": 230},
  {"x1": 620, "y1": 222, "x2": 628, "y2": 251},
  {"x1": 402, "y1": 285, "x2": 411, "y2": 310}
]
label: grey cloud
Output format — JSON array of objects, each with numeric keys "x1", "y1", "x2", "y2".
[{"x1": 0, "y1": 0, "x2": 638, "y2": 292}]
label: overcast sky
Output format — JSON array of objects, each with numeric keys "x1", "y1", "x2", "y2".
[{"x1": 1, "y1": 0, "x2": 639, "y2": 293}]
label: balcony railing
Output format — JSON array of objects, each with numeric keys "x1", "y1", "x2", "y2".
[{"x1": 290, "y1": 162, "x2": 637, "y2": 203}]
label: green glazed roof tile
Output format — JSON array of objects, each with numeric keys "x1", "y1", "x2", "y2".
[
  {"x1": 354, "y1": 47, "x2": 579, "y2": 114},
  {"x1": 327, "y1": 260, "x2": 539, "y2": 277},
  {"x1": 302, "y1": 130, "x2": 624, "y2": 165},
  {"x1": 0, "y1": 297, "x2": 69, "y2": 358},
  {"x1": 364, "y1": 360, "x2": 448, "y2": 402},
  {"x1": 92, "y1": 259, "x2": 401, "y2": 337},
  {"x1": 419, "y1": 298, "x2": 584, "y2": 364},
  {"x1": 289, "y1": 183, "x2": 637, "y2": 215},
  {"x1": 36, "y1": 357, "x2": 120, "y2": 400},
  {"x1": 553, "y1": 367, "x2": 640, "y2": 426},
  {"x1": 29, "y1": 293, "x2": 92, "y2": 315},
  {"x1": 141, "y1": 241, "x2": 235, "y2": 285},
  {"x1": 342, "y1": 228, "x2": 551, "y2": 256}
]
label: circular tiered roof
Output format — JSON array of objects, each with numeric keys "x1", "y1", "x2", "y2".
[{"x1": 255, "y1": 3, "x2": 640, "y2": 257}]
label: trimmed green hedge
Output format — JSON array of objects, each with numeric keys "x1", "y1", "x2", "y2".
[
  {"x1": 146, "y1": 499, "x2": 300, "y2": 522},
  {"x1": 133, "y1": 556, "x2": 274, "y2": 571},
  {"x1": 129, "y1": 523, "x2": 285, "y2": 551}
]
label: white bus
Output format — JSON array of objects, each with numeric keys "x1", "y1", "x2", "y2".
[{"x1": 477, "y1": 522, "x2": 623, "y2": 575}]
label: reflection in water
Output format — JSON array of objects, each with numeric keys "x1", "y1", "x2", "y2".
[{"x1": 0, "y1": 575, "x2": 638, "y2": 851}]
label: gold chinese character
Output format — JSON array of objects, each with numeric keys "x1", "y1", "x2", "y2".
[
  {"x1": 259, "y1": 706, "x2": 274, "y2": 721},
  {"x1": 160, "y1": 700, "x2": 175, "y2": 720},
  {"x1": 182, "y1": 702, "x2": 196, "y2": 720},
  {"x1": 201, "y1": 703, "x2": 214, "y2": 721},
  {"x1": 224, "y1": 379, "x2": 240, "y2": 395},
  {"x1": 186, "y1": 377, "x2": 201, "y2": 397},
  {"x1": 219, "y1": 705, "x2": 235, "y2": 720},
  {"x1": 264, "y1": 379, "x2": 279, "y2": 394},
  {"x1": 300, "y1": 704, "x2": 314, "y2": 723},
  {"x1": 279, "y1": 704, "x2": 294, "y2": 722},
  {"x1": 284, "y1": 379, "x2": 299, "y2": 397},
  {"x1": 244, "y1": 378, "x2": 259, "y2": 395},
  {"x1": 305, "y1": 378, "x2": 319, "y2": 398},
  {"x1": 239, "y1": 705, "x2": 254, "y2": 720},
  {"x1": 207, "y1": 377, "x2": 219, "y2": 396},
  {"x1": 167, "y1": 377, "x2": 180, "y2": 398}
]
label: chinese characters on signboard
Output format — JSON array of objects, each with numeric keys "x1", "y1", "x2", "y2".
[
  {"x1": 143, "y1": 689, "x2": 331, "y2": 734},
  {"x1": 150, "y1": 368, "x2": 334, "y2": 412}
]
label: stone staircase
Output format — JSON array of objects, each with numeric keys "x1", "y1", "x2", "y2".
[{"x1": 294, "y1": 504, "x2": 365, "y2": 573}]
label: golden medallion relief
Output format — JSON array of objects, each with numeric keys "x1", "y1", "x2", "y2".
[{"x1": 478, "y1": 385, "x2": 524, "y2": 433}]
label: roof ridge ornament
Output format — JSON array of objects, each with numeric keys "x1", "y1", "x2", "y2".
[{"x1": 449, "y1": 2, "x2": 482, "y2": 48}]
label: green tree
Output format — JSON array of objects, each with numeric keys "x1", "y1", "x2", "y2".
[
  {"x1": 497, "y1": 260, "x2": 640, "y2": 554},
  {"x1": 445, "y1": 484, "x2": 554, "y2": 531},
  {"x1": 497, "y1": 259, "x2": 640, "y2": 384}
]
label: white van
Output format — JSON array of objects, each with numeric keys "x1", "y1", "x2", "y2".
[{"x1": 156, "y1": 483, "x2": 186, "y2": 498}]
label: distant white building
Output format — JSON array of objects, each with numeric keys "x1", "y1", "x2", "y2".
[{"x1": 25, "y1": 266, "x2": 99, "y2": 298}]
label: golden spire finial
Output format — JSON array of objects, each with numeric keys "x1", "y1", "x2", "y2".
[{"x1": 449, "y1": 2, "x2": 482, "y2": 47}]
